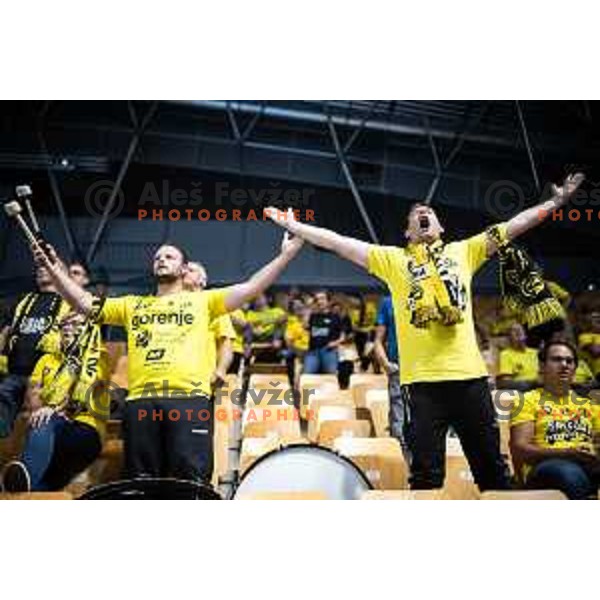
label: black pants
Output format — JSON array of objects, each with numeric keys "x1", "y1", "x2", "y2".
[
  {"x1": 403, "y1": 377, "x2": 510, "y2": 491},
  {"x1": 123, "y1": 397, "x2": 214, "y2": 483},
  {"x1": 0, "y1": 374, "x2": 28, "y2": 438},
  {"x1": 354, "y1": 331, "x2": 370, "y2": 372},
  {"x1": 337, "y1": 360, "x2": 354, "y2": 390},
  {"x1": 227, "y1": 352, "x2": 244, "y2": 376}
]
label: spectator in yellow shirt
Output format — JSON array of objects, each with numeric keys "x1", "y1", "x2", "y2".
[
  {"x1": 510, "y1": 339, "x2": 600, "y2": 499},
  {"x1": 246, "y1": 293, "x2": 287, "y2": 363},
  {"x1": 497, "y1": 323, "x2": 539, "y2": 391},
  {"x1": 266, "y1": 172, "x2": 584, "y2": 492},
  {"x1": 28, "y1": 235, "x2": 303, "y2": 483},
  {"x1": 1, "y1": 312, "x2": 109, "y2": 493}
]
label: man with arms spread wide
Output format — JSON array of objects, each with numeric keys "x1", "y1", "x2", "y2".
[{"x1": 266, "y1": 173, "x2": 584, "y2": 491}]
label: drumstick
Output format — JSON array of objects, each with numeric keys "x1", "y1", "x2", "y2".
[
  {"x1": 4, "y1": 200, "x2": 39, "y2": 246},
  {"x1": 15, "y1": 184, "x2": 41, "y2": 236}
]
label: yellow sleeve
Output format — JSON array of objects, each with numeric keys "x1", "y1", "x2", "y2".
[
  {"x1": 497, "y1": 350, "x2": 514, "y2": 377},
  {"x1": 367, "y1": 245, "x2": 402, "y2": 284},
  {"x1": 30, "y1": 354, "x2": 53, "y2": 387},
  {"x1": 206, "y1": 289, "x2": 227, "y2": 320},
  {"x1": 510, "y1": 390, "x2": 537, "y2": 427},
  {"x1": 579, "y1": 333, "x2": 593, "y2": 348},
  {"x1": 99, "y1": 297, "x2": 129, "y2": 326},
  {"x1": 213, "y1": 315, "x2": 236, "y2": 340},
  {"x1": 466, "y1": 223, "x2": 508, "y2": 274}
]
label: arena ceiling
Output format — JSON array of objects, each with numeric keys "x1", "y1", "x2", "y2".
[{"x1": 1, "y1": 100, "x2": 599, "y2": 271}]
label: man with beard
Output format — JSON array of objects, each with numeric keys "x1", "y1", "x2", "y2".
[{"x1": 31, "y1": 235, "x2": 303, "y2": 483}]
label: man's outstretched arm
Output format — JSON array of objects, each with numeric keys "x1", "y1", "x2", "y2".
[
  {"x1": 265, "y1": 207, "x2": 372, "y2": 269},
  {"x1": 223, "y1": 232, "x2": 304, "y2": 312},
  {"x1": 487, "y1": 172, "x2": 585, "y2": 256}
]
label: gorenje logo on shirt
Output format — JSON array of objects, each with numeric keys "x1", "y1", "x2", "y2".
[{"x1": 131, "y1": 310, "x2": 194, "y2": 330}]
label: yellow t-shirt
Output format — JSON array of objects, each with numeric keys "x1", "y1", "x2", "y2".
[
  {"x1": 207, "y1": 314, "x2": 236, "y2": 372},
  {"x1": 511, "y1": 387, "x2": 600, "y2": 456},
  {"x1": 229, "y1": 309, "x2": 246, "y2": 354},
  {"x1": 367, "y1": 228, "x2": 503, "y2": 384},
  {"x1": 285, "y1": 315, "x2": 309, "y2": 353},
  {"x1": 99, "y1": 290, "x2": 227, "y2": 400},
  {"x1": 498, "y1": 347, "x2": 539, "y2": 382},
  {"x1": 30, "y1": 352, "x2": 110, "y2": 435},
  {"x1": 579, "y1": 332, "x2": 600, "y2": 375},
  {"x1": 246, "y1": 306, "x2": 287, "y2": 342}
]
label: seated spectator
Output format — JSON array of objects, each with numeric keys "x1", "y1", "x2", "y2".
[
  {"x1": 579, "y1": 310, "x2": 600, "y2": 380},
  {"x1": 1, "y1": 312, "x2": 109, "y2": 493},
  {"x1": 497, "y1": 323, "x2": 539, "y2": 391},
  {"x1": 304, "y1": 291, "x2": 343, "y2": 375},
  {"x1": 246, "y1": 293, "x2": 287, "y2": 363},
  {"x1": 509, "y1": 339, "x2": 600, "y2": 499}
]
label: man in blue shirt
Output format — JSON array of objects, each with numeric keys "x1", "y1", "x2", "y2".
[{"x1": 374, "y1": 295, "x2": 406, "y2": 455}]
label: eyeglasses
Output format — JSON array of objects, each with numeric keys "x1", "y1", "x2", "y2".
[{"x1": 548, "y1": 356, "x2": 576, "y2": 365}]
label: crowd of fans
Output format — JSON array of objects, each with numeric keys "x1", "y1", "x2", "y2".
[{"x1": 1, "y1": 258, "x2": 599, "y2": 497}]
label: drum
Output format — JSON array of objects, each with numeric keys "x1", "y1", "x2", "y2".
[
  {"x1": 233, "y1": 443, "x2": 373, "y2": 500},
  {"x1": 79, "y1": 478, "x2": 222, "y2": 500}
]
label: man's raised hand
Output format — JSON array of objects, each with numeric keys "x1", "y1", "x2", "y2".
[
  {"x1": 280, "y1": 230, "x2": 304, "y2": 257},
  {"x1": 265, "y1": 207, "x2": 301, "y2": 233},
  {"x1": 552, "y1": 172, "x2": 585, "y2": 206}
]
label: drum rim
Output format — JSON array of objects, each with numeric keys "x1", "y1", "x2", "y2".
[
  {"x1": 78, "y1": 477, "x2": 222, "y2": 500},
  {"x1": 234, "y1": 442, "x2": 374, "y2": 496}
]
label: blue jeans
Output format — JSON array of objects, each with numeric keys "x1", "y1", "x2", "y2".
[
  {"x1": 388, "y1": 370, "x2": 409, "y2": 459},
  {"x1": 0, "y1": 374, "x2": 28, "y2": 437},
  {"x1": 526, "y1": 458, "x2": 597, "y2": 500},
  {"x1": 21, "y1": 414, "x2": 101, "y2": 491},
  {"x1": 303, "y1": 347, "x2": 339, "y2": 375}
]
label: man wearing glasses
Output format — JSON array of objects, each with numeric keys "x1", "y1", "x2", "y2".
[{"x1": 510, "y1": 339, "x2": 600, "y2": 499}]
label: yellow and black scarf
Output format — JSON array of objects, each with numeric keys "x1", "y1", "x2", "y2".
[
  {"x1": 487, "y1": 225, "x2": 565, "y2": 345},
  {"x1": 43, "y1": 297, "x2": 106, "y2": 417},
  {"x1": 406, "y1": 240, "x2": 464, "y2": 328}
]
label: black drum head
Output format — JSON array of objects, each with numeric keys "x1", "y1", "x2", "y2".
[{"x1": 78, "y1": 478, "x2": 222, "y2": 500}]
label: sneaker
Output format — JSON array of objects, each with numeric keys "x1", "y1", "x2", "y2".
[{"x1": 1, "y1": 461, "x2": 31, "y2": 493}]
